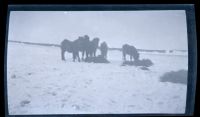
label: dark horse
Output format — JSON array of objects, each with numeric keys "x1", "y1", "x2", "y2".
[
  {"x1": 61, "y1": 36, "x2": 99, "y2": 62},
  {"x1": 60, "y1": 39, "x2": 80, "y2": 62},
  {"x1": 86, "y1": 37, "x2": 100, "y2": 57},
  {"x1": 76, "y1": 35, "x2": 90, "y2": 60},
  {"x1": 122, "y1": 44, "x2": 139, "y2": 61},
  {"x1": 100, "y1": 41, "x2": 108, "y2": 59}
]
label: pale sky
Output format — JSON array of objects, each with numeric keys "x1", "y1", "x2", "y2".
[{"x1": 8, "y1": 10, "x2": 188, "y2": 50}]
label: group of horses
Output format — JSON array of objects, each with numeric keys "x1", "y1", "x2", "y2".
[
  {"x1": 60, "y1": 35, "x2": 139, "y2": 62},
  {"x1": 60, "y1": 35, "x2": 108, "y2": 62}
]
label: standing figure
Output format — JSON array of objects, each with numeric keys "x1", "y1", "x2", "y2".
[{"x1": 100, "y1": 41, "x2": 108, "y2": 59}]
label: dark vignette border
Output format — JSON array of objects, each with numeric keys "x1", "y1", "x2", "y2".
[{"x1": 4, "y1": 4, "x2": 197, "y2": 117}]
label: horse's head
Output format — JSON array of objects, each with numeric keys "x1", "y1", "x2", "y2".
[
  {"x1": 62, "y1": 39, "x2": 71, "y2": 45},
  {"x1": 93, "y1": 37, "x2": 100, "y2": 43},
  {"x1": 78, "y1": 36, "x2": 82, "y2": 40},
  {"x1": 130, "y1": 45, "x2": 139, "y2": 60},
  {"x1": 61, "y1": 39, "x2": 73, "y2": 52},
  {"x1": 84, "y1": 35, "x2": 90, "y2": 40},
  {"x1": 101, "y1": 41, "x2": 107, "y2": 47},
  {"x1": 122, "y1": 44, "x2": 130, "y2": 50}
]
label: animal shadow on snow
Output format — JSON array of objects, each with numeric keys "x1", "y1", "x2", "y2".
[
  {"x1": 20, "y1": 100, "x2": 31, "y2": 107},
  {"x1": 11, "y1": 74, "x2": 17, "y2": 79},
  {"x1": 121, "y1": 59, "x2": 153, "y2": 69},
  {"x1": 84, "y1": 55, "x2": 110, "y2": 63},
  {"x1": 160, "y1": 69, "x2": 188, "y2": 85}
]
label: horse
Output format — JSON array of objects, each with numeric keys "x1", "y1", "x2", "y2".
[
  {"x1": 75, "y1": 35, "x2": 90, "y2": 60},
  {"x1": 86, "y1": 37, "x2": 100, "y2": 58},
  {"x1": 122, "y1": 44, "x2": 139, "y2": 61},
  {"x1": 60, "y1": 39, "x2": 80, "y2": 62},
  {"x1": 100, "y1": 41, "x2": 108, "y2": 59}
]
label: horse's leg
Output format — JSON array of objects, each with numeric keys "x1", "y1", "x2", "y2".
[
  {"x1": 82, "y1": 51, "x2": 85, "y2": 61},
  {"x1": 72, "y1": 53, "x2": 76, "y2": 62},
  {"x1": 100, "y1": 50, "x2": 103, "y2": 56},
  {"x1": 86, "y1": 51, "x2": 89, "y2": 59},
  {"x1": 123, "y1": 52, "x2": 126, "y2": 61},
  {"x1": 94, "y1": 50, "x2": 96, "y2": 57},
  {"x1": 61, "y1": 49, "x2": 65, "y2": 61},
  {"x1": 88, "y1": 51, "x2": 91, "y2": 58},
  {"x1": 90, "y1": 51, "x2": 93, "y2": 57},
  {"x1": 133, "y1": 56, "x2": 136, "y2": 61},
  {"x1": 136, "y1": 52, "x2": 139, "y2": 61},
  {"x1": 77, "y1": 52, "x2": 81, "y2": 62},
  {"x1": 91, "y1": 50, "x2": 94, "y2": 57},
  {"x1": 106, "y1": 51, "x2": 108, "y2": 59},
  {"x1": 91, "y1": 51, "x2": 94, "y2": 57},
  {"x1": 91, "y1": 52, "x2": 94, "y2": 57},
  {"x1": 130, "y1": 55, "x2": 133, "y2": 61}
]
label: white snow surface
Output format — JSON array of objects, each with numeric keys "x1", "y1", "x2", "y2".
[{"x1": 7, "y1": 42, "x2": 188, "y2": 115}]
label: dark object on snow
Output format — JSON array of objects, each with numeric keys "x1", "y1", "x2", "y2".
[
  {"x1": 28, "y1": 73, "x2": 32, "y2": 75},
  {"x1": 84, "y1": 55, "x2": 110, "y2": 63},
  {"x1": 122, "y1": 44, "x2": 139, "y2": 61},
  {"x1": 11, "y1": 74, "x2": 16, "y2": 79},
  {"x1": 122, "y1": 59, "x2": 153, "y2": 67},
  {"x1": 100, "y1": 41, "x2": 108, "y2": 59},
  {"x1": 169, "y1": 50, "x2": 173, "y2": 53},
  {"x1": 160, "y1": 69, "x2": 187, "y2": 85},
  {"x1": 140, "y1": 66, "x2": 150, "y2": 70},
  {"x1": 20, "y1": 100, "x2": 31, "y2": 107}
]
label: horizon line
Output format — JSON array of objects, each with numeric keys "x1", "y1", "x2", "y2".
[{"x1": 7, "y1": 40, "x2": 188, "y2": 51}]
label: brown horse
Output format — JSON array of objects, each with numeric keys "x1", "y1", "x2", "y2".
[
  {"x1": 122, "y1": 44, "x2": 139, "y2": 61},
  {"x1": 75, "y1": 35, "x2": 90, "y2": 60},
  {"x1": 60, "y1": 39, "x2": 80, "y2": 62},
  {"x1": 86, "y1": 37, "x2": 100, "y2": 58}
]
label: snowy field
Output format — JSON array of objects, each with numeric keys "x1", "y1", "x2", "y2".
[{"x1": 7, "y1": 42, "x2": 188, "y2": 115}]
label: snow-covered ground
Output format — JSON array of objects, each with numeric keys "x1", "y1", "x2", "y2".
[
  {"x1": 7, "y1": 42, "x2": 188, "y2": 115},
  {"x1": 139, "y1": 50, "x2": 188, "y2": 56}
]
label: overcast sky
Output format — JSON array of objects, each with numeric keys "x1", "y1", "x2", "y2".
[{"x1": 8, "y1": 10, "x2": 188, "y2": 50}]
